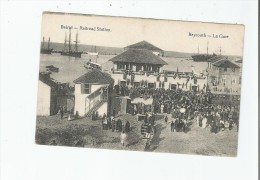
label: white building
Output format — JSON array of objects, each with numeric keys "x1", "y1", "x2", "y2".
[
  {"x1": 37, "y1": 80, "x2": 52, "y2": 116},
  {"x1": 37, "y1": 73, "x2": 58, "y2": 116},
  {"x1": 73, "y1": 69, "x2": 114, "y2": 117},
  {"x1": 207, "y1": 56, "x2": 241, "y2": 95}
]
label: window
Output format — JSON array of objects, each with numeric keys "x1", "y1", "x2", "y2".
[
  {"x1": 194, "y1": 78, "x2": 197, "y2": 84},
  {"x1": 232, "y1": 68, "x2": 236, "y2": 72},
  {"x1": 222, "y1": 78, "x2": 226, "y2": 86},
  {"x1": 224, "y1": 67, "x2": 227, "y2": 72},
  {"x1": 84, "y1": 84, "x2": 91, "y2": 94},
  {"x1": 117, "y1": 63, "x2": 125, "y2": 70},
  {"x1": 231, "y1": 79, "x2": 236, "y2": 84}
]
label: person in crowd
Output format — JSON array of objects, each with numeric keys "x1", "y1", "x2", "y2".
[
  {"x1": 171, "y1": 121, "x2": 175, "y2": 132},
  {"x1": 117, "y1": 119, "x2": 123, "y2": 132},
  {"x1": 113, "y1": 108, "x2": 116, "y2": 117},
  {"x1": 146, "y1": 123, "x2": 152, "y2": 139},
  {"x1": 125, "y1": 121, "x2": 130, "y2": 133},
  {"x1": 236, "y1": 119, "x2": 239, "y2": 132},
  {"x1": 161, "y1": 103, "x2": 164, "y2": 113},
  {"x1": 211, "y1": 120, "x2": 217, "y2": 134},
  {"x1": 199, "y1": 115, "x2": 203, "y2": 127},
  {"x1": 111, "y1": 118, "x2": 116, "y2": 132},
  {"x1": 183, "y1": 118, "x2": 187, "y2": 132},
  {"x1": 152, "y1": 124, "x2": 156, "y2": 135},
  {"x1": 202, "y1": 115, "x2": 207, "y2": 128},
  {"x1": 102, "y1": 117, "x2": 108, "y2": 130},
  {"x1": 107, "y1": 116, "x2": 112, "y2": 129},
  {"x1": 220, "y1": 119, "x2": 225, "y2": 131},
  {"x1": 92, "y1": 111, "x2": 95, "y2": 121},
  {"x1": 144, "y1": 113, "x2": 148, "y2": 123},
  {"x1": 229, "y1": 119, "x2": 233, "y2": 130},
  {"x1": 164, "y1": 115, "x2": 168, "y2": 124},
  {"x1": 102, "y1": 113, "x2": 107, "y2": 121},
  {"x1": 120, "y1": 131, "x2": 127, "y2": 146},
  {"x1": 60, "y1": 106, "x2": 64, "y2": 119},
  {"x1": 95, "y1": 111, "x2": 99, "y2": 120}
]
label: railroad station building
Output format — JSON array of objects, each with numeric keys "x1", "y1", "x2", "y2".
[{"x1": 109, "y1": 42, "x2": 207, "y2": 92}]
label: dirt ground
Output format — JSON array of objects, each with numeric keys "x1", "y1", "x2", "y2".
[
  {"x1": 147, "y1": 115, "x2": 238, "y2": 156},
  {"x1": 35, "y1": 113, "x2": 238, "y2": 156}
]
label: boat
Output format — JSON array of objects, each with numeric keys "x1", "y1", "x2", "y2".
[
  {"x1": 41, "y1": 37, "x2": 53, "y2": 54},
  {"x1": 46, "y1": 65, "x2": 59, "y2": 72},
  {"x1": 51, "y1": 50, "x2": 62, "y2": 55},
  {"x1": 84, "y1": 61, "x2": 101, "y2": 70},
  {"x1": 191, "y1": 42, "x2": 217, "y2": 62},
  {"x1": 61, "y1": 29, "x2": 83, "y2": 58},
  {"x1": 87, "y1": 45, "x2": 99, "y2": 56},
  {"x1": 191, "y1": 54, "x2": 217, "y2": 62}
]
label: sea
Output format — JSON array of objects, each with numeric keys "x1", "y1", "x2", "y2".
[{"x1": 39, "y1": 53, "x2": 208, "y2": 85}]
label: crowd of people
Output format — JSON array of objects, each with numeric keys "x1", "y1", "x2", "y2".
[
  {"x1": 160, "y1": 88, "x2": 240, "y2": 133},
  {"x1": 168, "y1": 103, "x2": 239, "y2": 134},
  {"x1": 88, "y1": 84, "x2": 240, "y2": 148},
  {"x1": 91, "y1": 112, "x2": 131, "y2": 146},
  {"x1": 117, "y1": 85, "x2": 240, "y2": 135},
  {"x1": 92, "y1": 112, "x2": 131, "y2": 133}
]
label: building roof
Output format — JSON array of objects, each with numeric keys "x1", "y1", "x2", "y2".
[
  {"x1": 213, "y1": 59, "x2": 240, "y2": 68},
  {"x1": 109, "y1": 49, "x2": 168, "y2": 65},
  {"x1": 125, "y1": 41, "x2": 163, "y2": 52},
  {"x1": 73, "y1": 69, "x2": 114, "y2": 84},
  {"x1": 39, "y1": 72, "x2": 58, "y2": 88},
  {"x1": 208, "y1": 55, "x2": 228, "y2": 63},
  {"x1": 235, "y1": 59, "x2": 243, "y2": 63}
]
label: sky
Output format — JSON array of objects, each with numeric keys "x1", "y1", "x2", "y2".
[{"x1": 41, "y1": 12, "x2": 245, "y2": 56}]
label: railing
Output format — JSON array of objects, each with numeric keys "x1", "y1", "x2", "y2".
[
  {"x1": 111, "y1": 69, "x2": 207, "y2": 79},
  {"x1": 210, "y1": 86, "x2": 240, "y2": 95},
  {"x1": 85, "y1": 86, "x2": 108, "y2": 115}
]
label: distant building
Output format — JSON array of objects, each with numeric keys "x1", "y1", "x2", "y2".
[
  {"x1": 73, "y1": 69, "x2": 114, "y2": 117},
  {"x1": 124, "y1": 40, "x2": 164, "y2": 57},
  {"x1": 207, "y1": 56, "x2": 241, "y2": 95}
]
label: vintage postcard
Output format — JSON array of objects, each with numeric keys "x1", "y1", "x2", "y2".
[{"x1": 36, "y1": 12, "x2": 244, "y2": 156}]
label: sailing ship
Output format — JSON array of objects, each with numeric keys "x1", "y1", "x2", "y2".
[
  {"x1": 41, "y1": 37, "x2": 53, "y2": 54},
  {"x1": 191, "y1": 41, "x2": 217, "y2": 62},
  {"x1": 61, "y1": 29, "x2": 82, "y2": 58},
  {"x1": 87, "y1": 45, "x2": 99, "y2": 56},
  {"x1": 83, "y1": 45, "x2": 99, "y2": 56}
]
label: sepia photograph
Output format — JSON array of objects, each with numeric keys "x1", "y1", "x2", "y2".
[{"x1": 36, "y1": 12, "x2": 245, "y2": 157}]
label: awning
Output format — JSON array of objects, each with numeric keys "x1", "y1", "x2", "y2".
[{"x1": 131, "y1": 98, "x2": 153, "y2": 105}]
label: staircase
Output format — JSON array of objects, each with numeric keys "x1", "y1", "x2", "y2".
[
  {"x1": 85, "y1": 100, "x2": 105, "y2": 117},
  {"x1": 141, "y1": 123, "x2": 155, "y2": 139},
  {"x1": 141, "y1": 123, "x2": 148, "y2": 135}
]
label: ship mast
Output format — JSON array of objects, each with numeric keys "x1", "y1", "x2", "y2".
[
  {"x1": 48, "y1": 37, "x2": 51, "y2": 50},
  {"x1": 197, "y1": 45, "x2": 200, "y2": 54},
  {"x1": 64, "y1": 32, "x2": 67, "y2": 51},
  {"x1": 206, "y1": 41, "x2": 209, "y2": 56},
  {"x1": 74, "y1": 31, "x2": 79, "y2": 52},
  {"x1": 68, "y1": 29, "x2": 72, "y2": 53},
  {"x1": 42, "y1": 37, "x2": 45, "y2": 49},
  {"x1": 218, "y1": 46, "x2": 222, "y2": 55}
]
